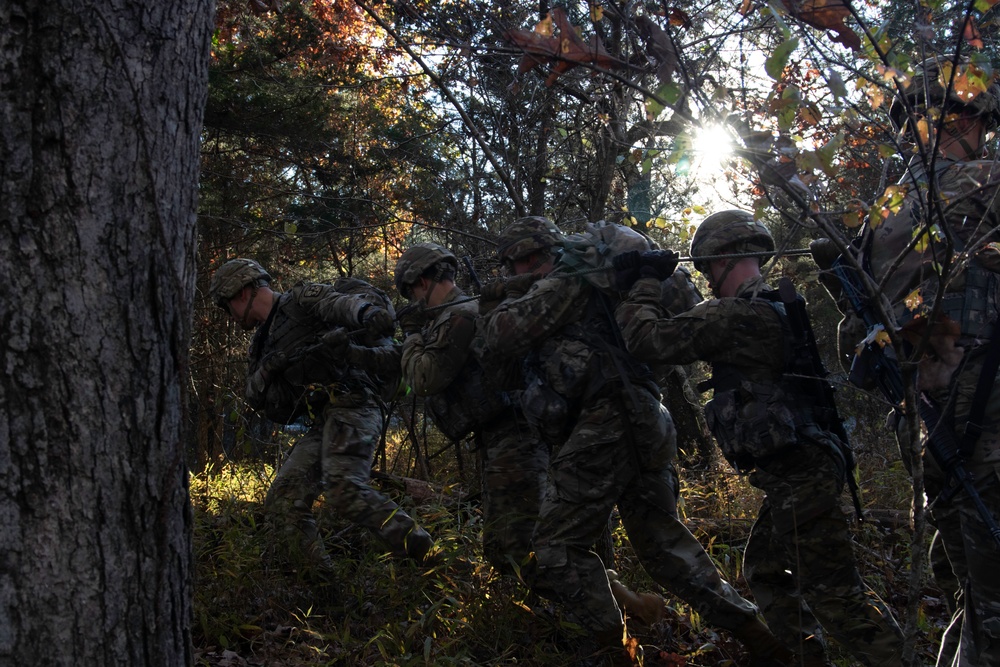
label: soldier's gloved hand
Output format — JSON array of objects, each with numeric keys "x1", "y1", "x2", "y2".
[
  {"x1": 261, "y1": 350, "x2": 288, "y2": 376},
  {"x1": 479, "y1": 279, "x2": 507, "y2": 315},
  {"x1": 612, "y1": 250, "x2": 642, "y2": 290},
  {"x1": 397, "y1": 302, "x2": 428, "y2": 337},
  {"x1": 639, "y1": 250, "x2": 680, "y2": 281},
  {"x1": 809, "y1": 238, "x2": 840, "y2": 271},
  {"x1": 660, "y1": 266, "x2": 702, "y2": 314},
  {"x1": 321, "y1": 328, "x2": 350, "y2": 354},
  {"x1": 504, "y1": 272, "x2": 540, "y2": 298},
  {"x1": 361, "y1": 305, "x2": 395, "y2": 337}
]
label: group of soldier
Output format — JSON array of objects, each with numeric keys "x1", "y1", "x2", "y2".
[{"x1": 208, "y1": 55, "x2": 1000, "y2": 667}]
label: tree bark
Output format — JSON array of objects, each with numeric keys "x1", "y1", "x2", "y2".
[{"x1": 0, "y1": 1, "x2": 212, "y2": 664}]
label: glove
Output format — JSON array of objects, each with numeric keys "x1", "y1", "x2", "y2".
[
  {"x1": 479, "y1": 279, "x2": 507, "y2": 315},
  {"x1": 639, "y1": 250, "x2": 679, "y2": 281},
  {"x1": 660, "y1": 266, "x2": 701, "y2": 314},
  {"x1": 261, "y1": 350, "x2": 288, "y2": 375},
  {"x1": 809, "y1": 238, "x2": 841, "y2": 271},
  {"x1": 321, "y1": 328, "x2": 350, "y2": 354},
  {"x1": 504, "y1": 272, "x2": 540, "y2": 298},
  {"x1": 361, "y1": 305, "x2": 395, "y2": 337},
  {"x1": 613, "y1": 250, "x2": 642, "y2": 290},
  {"x1": 397, "y1": 302, "x2": 428, "y2": 337}
]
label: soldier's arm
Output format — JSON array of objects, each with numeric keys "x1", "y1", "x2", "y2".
[
  {"x1": 483, "y1": 274, "x2": 586, "y2": 357},
  {"x1": 402, "y1": 311, "x2": 475, "y2": 396},
  {"x1": 296, "y1": 282, "x2": 373, "y2": 328},
  {"x1": 615, "y1": 277, "x2": 707, "y2": 365},
  {"x1": 346, "y1": 337, "x2": 402, "y2": 376}
]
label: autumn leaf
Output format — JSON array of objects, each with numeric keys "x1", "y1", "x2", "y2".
[
  {"x1": 962, "y1": 17, "x2": 984, "y2": 50},
  {"x1": 635, "y1": 16, "x2": 679, "y2": 87},
  {"x1": 739, "y1": 0, "x2": 754, "y2": 15},
  {"x1": 788, "y1": 0, "x2": 861, "y2": 51},
  {"x1": 905, "y1": 289, "x2": 924, "y2": 312},
  {"x1": 504, "y1": 8, "x2": 630, "y2": 87}
]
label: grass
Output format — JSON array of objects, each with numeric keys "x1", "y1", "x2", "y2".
[{"x1": 191, "y1": 426, "x2": 951, "y2": 667}]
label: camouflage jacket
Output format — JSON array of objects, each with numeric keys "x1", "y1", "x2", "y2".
[
  {"x1": 857, "y1": 156, "x2": 1000, "y2": 342},
  {"x1": 483, "y1": 262, "x2": 655, "y2": 442},
  {"x1": 246, "y1": 280, "x2": 400, "y2": 423},
  {"x1": 401, "y1": 286, "x2": 512, "y2": 440},
  {"x1": 617, "y1": 275, "x2": 832, "y2": 470}
]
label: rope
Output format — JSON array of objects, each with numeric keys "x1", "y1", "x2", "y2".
[{"x1": 416, "y1": 247, "x2": 813, "y2": 313}]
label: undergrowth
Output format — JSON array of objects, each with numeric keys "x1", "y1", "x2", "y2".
[{"x1": 191, "y1": 435, "x2": 951, "y2": 666}]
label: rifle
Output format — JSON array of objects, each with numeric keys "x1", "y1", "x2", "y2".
[
  {"x1": 831, "y1": 256, "x2": 1000, "y2": 548},
  {"x1": 777, "y1": 277, "x2": 864, "y2": 520},
  {"x1": 462, "y1": 255, "x2": 483, "y2": 294}
]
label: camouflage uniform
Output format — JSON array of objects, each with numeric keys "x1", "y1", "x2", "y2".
[
  {"x1": 401, "y1": 285, "x2": 548, "y2": 570},
  {"x1": 617, "y1": 272, "x2": 904, "y2": 666},
  {"x1": 247, "y1": 279, "x2": 432, "y2": 566},
  {"x1": 482, "y1": 258, "x2": 761, "y2": 647},
  {"x1": 843, "y1": 155, "x2": 1000, "y2": 666}
]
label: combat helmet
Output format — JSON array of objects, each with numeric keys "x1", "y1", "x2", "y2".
[
  {"x1": 496, "y1": 216, "x2": 566, "y2": 268},
  {"x1": 209, "y1": 258, "x2": 271, "y2": 309},
  {"x1": 889, "y1": 55, "x2": 1000, "y2": 133},
  {"x1": 394, "y1": 242, "x2": 458, "y2": 299},
  {"x1": 689, "y1": 210, "x2": 774, "y2": 275}
]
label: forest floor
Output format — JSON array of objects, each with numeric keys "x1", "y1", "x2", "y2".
[{"x1": 191, "y1": 453, "x2": 952, "y2": 667}]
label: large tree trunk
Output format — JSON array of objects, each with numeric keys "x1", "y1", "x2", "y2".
[{"x1": 0, "y1": 1, "x2": 212, "y2": 664}]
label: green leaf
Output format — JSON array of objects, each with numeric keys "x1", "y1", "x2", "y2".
[
  {"x1": 283, "y1": 221, "x2": 298, "y2": 234},
  {"x1": 765, "y1": 37, "x2": 799, "y2": 80}
]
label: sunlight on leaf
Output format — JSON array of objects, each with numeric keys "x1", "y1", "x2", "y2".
[
  {"x1": 590, "y1": 3, "x2": 604, "y2": 22},
  {"x1": 766, "y1": 37, "x2": 799, "y2": 80},
  {"x1": 535, "y1": 14, "x2": 554, "y2": 37},
  {"x1": 905, "y1": 289, "x2": 924, "y2": 312},
  {"x1": 843, "y1": 211, "x2": 863, "y2": 228}
]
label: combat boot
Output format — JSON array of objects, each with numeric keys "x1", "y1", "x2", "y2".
[{"x1": 731, "y1": 616, "x2": 795, "y2": 666}]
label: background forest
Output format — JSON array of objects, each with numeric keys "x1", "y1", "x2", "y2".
[{"x1": 190, "y1": 0, "x2": 998, "y2": 665}]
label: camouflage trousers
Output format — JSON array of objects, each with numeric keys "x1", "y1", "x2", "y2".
[
  {"x1": 924, "y1": 351, "x2": 1000, "y2": 667},
  {"x1": 265, "y1": 401, "x2": 432, "y2": 567},
  {"x1": 529, "y1": 390, "x2": 758, "y2": 639},
  {"x1": 479, "y1": 411, "x2": 549, "y2": 572},
  {"x1": 745, "y1": 442, "x2": 903, "y2": 666}
]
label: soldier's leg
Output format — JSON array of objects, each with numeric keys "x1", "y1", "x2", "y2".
[
  {"x1": 619, "y1": 465, "x2": 795, "y2": 663},
  {"x1": 937, "y1": 471, "x2": 1000, "y2": 667},
  {"x1": 754, "y1": 448, "x2": 903, "y2": 667},
  {"x1": 931, "y1": 356, "x2": 1000, "y2": 667},
  {"x1": 743, "y1": 502, "x2": 830, "y2": 664},
  {"x1": 619, "y1": 464, "x2": 757, "y2": 629},
  {"x1": 263, "y1": 428, "x2": 332, "y2": 568},
  {"x1": 528, "y1": 399, "x2": 634, "y2": 642},
  {"x1": 321, "y1": 403, "x2": 432, "y2": 560},
  {"x1": 480, "y1": 415, "x2": 548, "y2": 572}
]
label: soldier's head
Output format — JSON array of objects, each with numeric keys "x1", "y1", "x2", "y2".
[
  {"x1": 394, "y1": 242, "x2": 458, "y2": 305},
  {"x1": 209, "y1": 258, "x2": 274, "y2": 329},
  {"x1": 690, "y1": 210, "x2": 774, "y2": 297},
  {"x1": 496, "y1": 216, "x2": 565, "y2": 276},
  {"x1": 889, "y1": 55, "x2": 1000, "y2": 158}
]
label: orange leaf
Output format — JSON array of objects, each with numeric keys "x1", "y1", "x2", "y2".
[
  {"x1": 962, "y1": 18, "x2": 984, "y2": 50},
  {"x1": 791, "y1": 0, "x2": 861, "y2": 51}
]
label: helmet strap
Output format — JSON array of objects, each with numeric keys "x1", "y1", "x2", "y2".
[
  {"x1": 241, "y1": 284, "x2": 258, "y2": 326},
  {"x1": 707, "y1": 257, "x2": 739, "y2": 297}
]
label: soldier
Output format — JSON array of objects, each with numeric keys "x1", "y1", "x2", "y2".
[
  {"x1": 480, "y1": 217, "x2": 790, "y2": 665},
  {"x1": 816, "y1": 55, "x2": 1000, "y2": 667},
  {"x1": 393, "y1": 242, "x2": 547, "y2": 572},
  {"x1": 615, "y1": 210, "x2": 904, "y2": 667},
  {"x1": 209, "y1": 258, "x2": 433, "y2": 572}
]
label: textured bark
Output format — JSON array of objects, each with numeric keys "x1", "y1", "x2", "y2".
[{"x1": 0, "y1": 1, "x2": 213, "y2": 665}]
